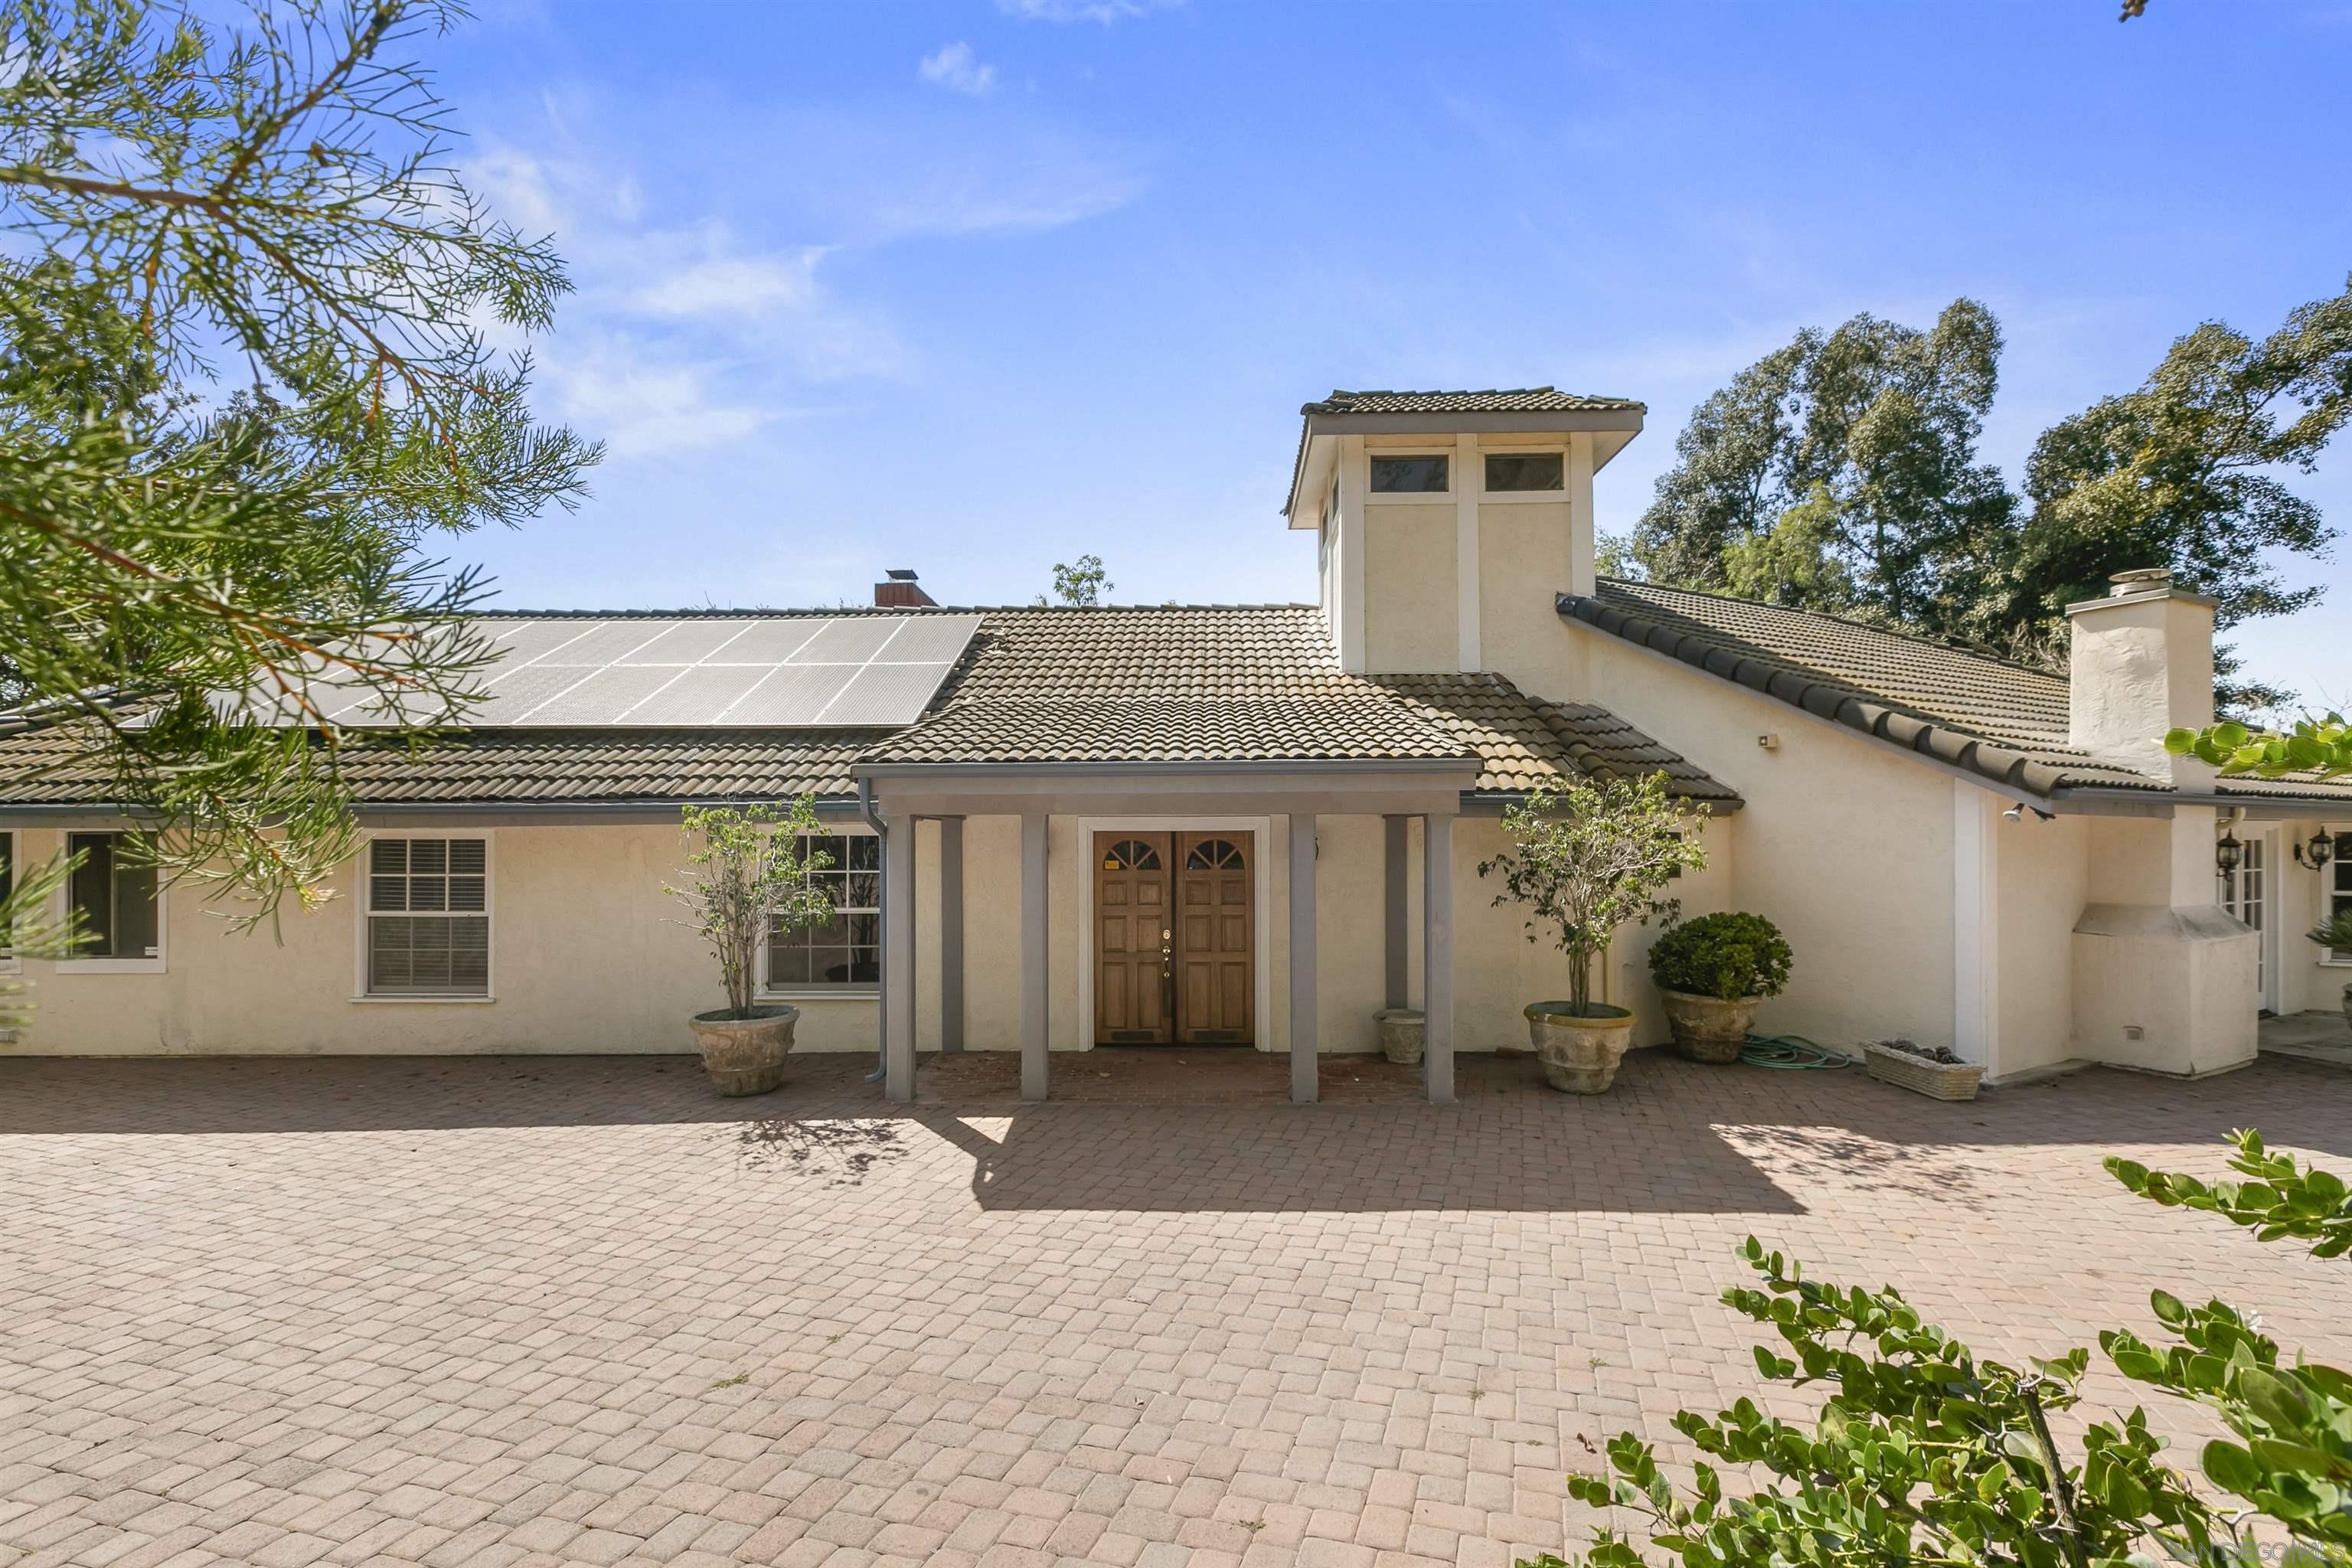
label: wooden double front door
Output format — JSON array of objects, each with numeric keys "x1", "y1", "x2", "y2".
[{"x1": 1094, "y1": 831, "x2": 1255, "y2": 1045}]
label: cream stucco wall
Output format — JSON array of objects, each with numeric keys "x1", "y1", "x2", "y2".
[
  {"x1": 1361, "y1": 505, "x2": 1456, "y2": 675},
  {"x1": 0, "y1": 822, "x2": 887, "y2": 1057},
  {"x1": 1568, "y1": 629, "x2": 1962, "y2": 1052},
  {"x1": 1995, "y1": 812, "x2": 2091, "y2": 1077},
  {"x1": 1476, "y1": 501, "x2": 1573, "y2": 688}
]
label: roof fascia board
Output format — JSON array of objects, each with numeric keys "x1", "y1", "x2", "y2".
[
  {"x1": 1463, "y1": 789, "x2": 1744, "y2": 816},
  {"x1": 0, "y1": 797, "x2": 873, "y2": 828},
  {"x1": 854, "y1": 756, "x2": 1476, "y2": 782},
  {"x1": 2052, "y1": 785, "x2": 2352, "y2": 815}
]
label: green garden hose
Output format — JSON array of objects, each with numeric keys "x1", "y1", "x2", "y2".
[{"x1": 1739, "y1": 1033, "x2": 1852, "y2": 1070}]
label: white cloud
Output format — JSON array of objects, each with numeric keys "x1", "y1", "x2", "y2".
[
  {"x1": 998, "y1": 0, "x2": 1181, "y2": 21},
  {"x1": 544, "y1": 348, "x2": 776, "y2": 459},
  {"x1": 919, "y1": 41, "x2": 998, "y2": 96},
  {"x1": 631, "y1": 251, "x2": 826, "y2": 318}
]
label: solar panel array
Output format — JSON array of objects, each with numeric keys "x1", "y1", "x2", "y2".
[{"x1": 243, "y1": 615, "x2": 983, "y2": 730}]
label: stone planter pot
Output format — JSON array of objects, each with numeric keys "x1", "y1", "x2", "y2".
[
  {"x1": 1657, "y1": 990, "x2": 1759, "y2": 1064},
  {"x1": 1525, "y1": 1002, "x2": 1635, "y2": 1094},
  {"x1": 1375, "y1": 1008, "x2": 1425, "y2": 1066},
  {"x1": 1864, "y1": 1042, "x2": 1982, "y2": 1102},
  {"x1": 689, "y1": 1005, "x2": 799, "y2": 1097},
  {"x1": 2341, "y1": 982, "x2": 2351, "y2": 1030}
]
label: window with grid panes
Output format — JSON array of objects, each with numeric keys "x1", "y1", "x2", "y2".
[
  {"x1": 765, "y1": 831, "x2": 880, "y2": 991},
  {"x1": 367, "y1": 838, "x2": 489, "y2": 995}
]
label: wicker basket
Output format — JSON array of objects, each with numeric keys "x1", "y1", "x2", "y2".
[{"x1": 1864, "y1": 1044, "x2": 1983, "y2": 1102}]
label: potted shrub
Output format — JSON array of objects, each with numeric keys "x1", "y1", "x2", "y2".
[
  {"x1": 666, "y1": 798, "x2": 837, "y2": 1096},
  {"x1": 1646, "y1": 912, "x2": 1792, "y2": 1063},
  {"x1": 1478, "y1": 773, "x2": 1707, "y2": 1093},
  {"x1": 2308, "y1": 910, "x2": 2352, "y2": 1026}
]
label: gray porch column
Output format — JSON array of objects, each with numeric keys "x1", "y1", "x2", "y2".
[
  {"x1": 1423, "y1": 812, "x2": 1455, "y2": 1105},
  {"x1": 1383, "y1": 815, "x2": 1410, "y2": 1010},
  {"x1": 939, "y1": 816, "x2": 965, "y2": 1054},
  {"x1": 1020, "y1": 812, "x2": 1049, "y2": 1102},
  {"x1": 1289, "y1": 812, "x2": 1318, "y2": 1104},
  {"x1": 883, "y1": 813, "x2": 918, "y2": 1103}
]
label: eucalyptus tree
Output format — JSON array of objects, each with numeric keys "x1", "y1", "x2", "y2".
[
  {"x1": 1619, "y1": 279, "x2": 2351, "y2": 707},
  {"x1": 0, "y1": 0, "x2": 597, "y2": 941}
]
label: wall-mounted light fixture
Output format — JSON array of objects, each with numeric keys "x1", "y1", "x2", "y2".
[
  {"x1": 2215, "y1": 828, "x2": 2244, "y2": 876},
  {"x1": 2293, "y1": 828, "x2": 2339, "y2": 872}
]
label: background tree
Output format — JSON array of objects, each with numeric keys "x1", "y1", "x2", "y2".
[
  {"x1": 1621, "y1": 300, "x2": 2011, "y2": 636},
  {"x1": 1040, "y1": 553, "x2": 1112, "y2": 606},
  {"x1": 0, "y1": 0, "x2": 596, "y2": 936},
  {"x1": 1616, "y1": 279, "x2": 2352, "y2": 710}
]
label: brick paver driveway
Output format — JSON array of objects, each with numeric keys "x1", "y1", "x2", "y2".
[{"x1": 4, "y1": 1047, "x2": 2347, "y2": 1568}]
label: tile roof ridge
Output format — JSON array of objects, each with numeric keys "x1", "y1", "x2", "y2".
[
  {"x1": 1590, "y1": 577, "x2": 2065, "y2": 682},
  {"x1": 472, "y1": 603, "x2": 1322, "y2": 618}
]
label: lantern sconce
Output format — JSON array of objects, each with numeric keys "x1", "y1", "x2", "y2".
[
  {"x1": 2293, "y1": 828, "x2": 2338, "y2": 872},
  {"x1": 2215, "y1": 828, "x2": 2244, "y2": 877}
]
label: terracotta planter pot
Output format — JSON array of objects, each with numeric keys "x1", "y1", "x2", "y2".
[
  {"x1": 689, "y1": 1005, "x2": 799, "y2": 1096},
  {"x1": 1524, "y1": 1002, "x2": 1635, "y2": 1094},
  {"x1": 1374, "y1": 1008, "x2": 1425, "y2": 1066},
  {"x1": 1657, "y1": 990, "x2": 1759, "y2": 1064}
]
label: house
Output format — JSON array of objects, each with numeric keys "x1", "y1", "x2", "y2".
[{"x1": 2, "y1": 387, "x2": 2347, "y2": 1100}]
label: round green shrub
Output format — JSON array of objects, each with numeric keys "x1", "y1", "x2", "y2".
[{"x1": 1647, "y1": 911, "x2": 1792, "y2": 1001}]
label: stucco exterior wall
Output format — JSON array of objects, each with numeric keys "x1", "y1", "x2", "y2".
[
  {"x1": 1566, "y1": 627, "x2": 1963, "y2": 1051},
  {"x1": 0, "y1": 822, "x2": 884, "y2": 1057},
  {"x1": 1996, "y1": 812, "x2": 2091, "y2": 1077},
  {"x1": 1361, "y1": 505, "x2": 1455, "y2": 675},
  {"x1": 1476, "y1": 501, "x2": 1573, "y2": 689}
]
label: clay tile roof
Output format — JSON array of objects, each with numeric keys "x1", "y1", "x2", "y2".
[
  {"x1": 1370, "y1": 674, "x2": 1739, "y2": 805},
  {"x1": 1558, "y1": 578, "x2": 2352, "y2": 802},
  {"x1": 1302, "y1": 388, "x2": 1645, "y2": 416},
  {"x1": 0, "y1": 604, "x2": 1740, "y2": 809}
]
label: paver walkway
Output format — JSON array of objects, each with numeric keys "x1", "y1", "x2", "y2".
[{"x1": 2, "y1": 1047, "x2": 2347, "y2": 1568}]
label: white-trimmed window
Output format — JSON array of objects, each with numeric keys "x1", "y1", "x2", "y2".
[
  {"x1": 1368, "y1": 453, "x2": 1449, "y2": 495},
  {"x1": 1485, "y1": 450, "x2": 1564, "y2": 492},
  {"x1": 365, "y1": 836, "x2": 491, "y2": 996},
  {"x1": 63, "y1": 831, "x2": 163, "y2": 971},
  {"x1": 2324, "y1": 825, "x2": 2352, "y2": 965},
  {"x1": 763, "y1": 829, "x2": 879, "y2": 993}
]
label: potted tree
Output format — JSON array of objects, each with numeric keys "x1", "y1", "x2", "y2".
[
  {"x1": 666, "y1": 797, "x2": 837, "y2": 1096},
  {"x1": 1646, "y1": 912, "x2": 1793, "y2": 1063},
  {"x1": 1478, "y1": 773, "x2": 1707, "y2": 1093}
]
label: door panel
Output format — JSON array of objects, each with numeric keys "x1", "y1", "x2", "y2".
[
  {"x1": 1173, "y1": 834, "x2": 1254, "y2": 1044},
  {"x1": 1095, "y1": 834, "x2": 1171, "y2": 1042}
]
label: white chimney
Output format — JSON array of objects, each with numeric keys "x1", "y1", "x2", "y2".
[{"x1": 2066, "y1": 568, "x2": 2218, "y2": 789}]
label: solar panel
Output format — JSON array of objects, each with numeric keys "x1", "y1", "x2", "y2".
[{"x1": 344, "y1": 613, "x2": 987, "y2": 730}]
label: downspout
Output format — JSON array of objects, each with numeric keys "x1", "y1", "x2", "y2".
[{"x1": 858, "y1": 774, "x2": 887, "y2": 1084}]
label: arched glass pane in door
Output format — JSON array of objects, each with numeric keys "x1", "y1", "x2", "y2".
[
  {"x1": 1184, "y1": 838, "x2": 1246, "y2": 871},
  {"x1": 1102, "y1": 838, "x2": 1162, "y2": 871}
]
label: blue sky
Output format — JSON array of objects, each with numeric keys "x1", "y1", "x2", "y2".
[{"x1": 433, "y1": 0, "x2": 2352, "y2": 707}]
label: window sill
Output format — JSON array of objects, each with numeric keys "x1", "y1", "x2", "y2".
[
  {"x1": 58, "y1": 959, "x2": 165, "y2": 975},
  {"x1": 1365, "y1": 492, "x2": 1453, "y2": 505},
  {"x1": 1480, "y1": 491, "x2": 1569, "y2": 505},
  {"x1": 758, "y1": 989, "x2": 880, "y2": 1002},
  {"x1": 349, "y1": 994, "x2": 497, "y2": 1004}
]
